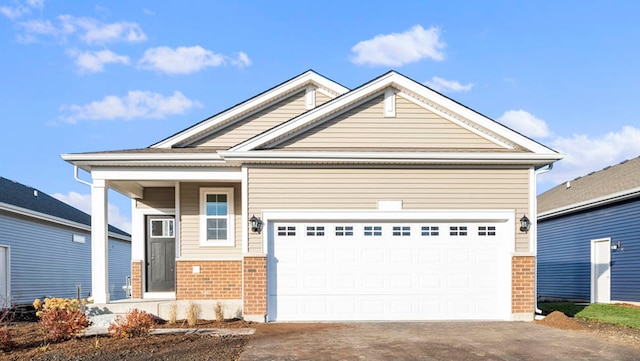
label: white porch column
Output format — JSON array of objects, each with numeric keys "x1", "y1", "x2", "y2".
[{"x1": 91, "y1": 179, "x2": 110, "y2": 303}]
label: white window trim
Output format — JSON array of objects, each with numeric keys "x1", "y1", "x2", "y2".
[{"x1": 200, "y1": 187, "x2": 235, "y2": 247}]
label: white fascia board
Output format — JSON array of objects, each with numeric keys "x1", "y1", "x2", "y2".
[
  {"x1": 218, "y1": 150, "x2": 564, "y2": 165},
  {"x1": 61, "y1": 152, "x2": 223, "y2": 162},
  {"x1": 91, "y1": 167, "x2": 243, "y2": 181},
  {"x1": 538, "y1": 186, "x2": 640, "y2": 220},
  {"x1": 151, "y1": 71, "x2": 349, "y2": 149},
  {"x1": 0, "y1": 202, "x2": 130, "y2": 242}
]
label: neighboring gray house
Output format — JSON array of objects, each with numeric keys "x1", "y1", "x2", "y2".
[
  {"x1": 0, "y1": 176, "x2": 131, "y2": 306},
  {"x1": 537, "y1": 156, "x2": 640, "y2": 304}
]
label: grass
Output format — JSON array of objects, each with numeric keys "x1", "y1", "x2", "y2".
[
  {"x1": 539, "y1": 302, "x2": 640, "y2": 329},
  {"x1": 576, "y1": 304, "x2": 640, "y2": 329}
]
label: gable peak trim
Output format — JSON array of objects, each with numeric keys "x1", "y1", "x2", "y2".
[{"x1": 150, "y1": 70, "x2": 349, "y2": 149}]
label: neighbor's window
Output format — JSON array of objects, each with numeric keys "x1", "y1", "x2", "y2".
[{"x1": 200, "y1": 188, "x2": 234, "y2": 246}]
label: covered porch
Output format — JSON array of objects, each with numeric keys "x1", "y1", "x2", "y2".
[{"x1": 83, "y1": 165, "x2": 246, "y2": 305}]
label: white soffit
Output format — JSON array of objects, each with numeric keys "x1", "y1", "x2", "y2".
[{"x1": 150, "y1": 71, "x2": 349, "y2": 149}]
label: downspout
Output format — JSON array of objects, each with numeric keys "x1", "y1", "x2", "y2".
[
  {"x1": 534, "y1": 163, "x2": 553, "y2": 317},
  {"x1": 73, "y1": 165, "x2": 93, "y2": 187}
]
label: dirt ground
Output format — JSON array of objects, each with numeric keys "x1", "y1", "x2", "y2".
[
  {"x1": 0, "y1": 319, "x2": 251, "y2": 361},
  {"x1": 536, "y1": 311, "x2": 640, "y2": 350},
  {"x1": 0, "y1": 313, "x2": 639, "y2": 360}
]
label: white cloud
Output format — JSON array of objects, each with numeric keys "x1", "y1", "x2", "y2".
[
  {"x1": 18, "y1": 14, "x2": 146, "y2": 44},
  {"x1": 59, "y1": 90, "x2": 201, "y2": 123},
  {"x1": 0, "y1": 0, "x2": 42, "y2": 19},
  {"x1": 498, "y1": 110, "x2": 551, "y2": 138},
  {"x1": 425, "y1": 76, "x2": 473, "y2": 93},
  {"x1": 53, "y1": 191, "x2": 132, "y2": 233},
  {"x1": 59, "y1": 15, "x2": 147, "y2": 44},
  {"x1": 350, "y1": 25, "x2": 445, "y2": 67},
  {"x1": 1, "y1": 6, "x2": 27, "y2": 19},
  {"x1": 67, "y1": 49, "x2": 131, "y2": 73},
  {"x1": 26, "y1": 0, "x2": 44, "y2": 10},
  {"x1": 541, "y1": 126, "x2": 640, "y2": 185},
  {"x1": 138, "y1": 46, "x2": 251, "y2": 74}
]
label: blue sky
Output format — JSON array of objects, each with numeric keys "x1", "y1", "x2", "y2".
[{"x1": 2, "y1": 1, "x2": 640, "y2": 232}]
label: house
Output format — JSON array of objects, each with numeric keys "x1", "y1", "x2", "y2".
[
  {"x1": 0, "y1": 176, "x2": 131, "y2": 306},
  {"x1": 537, "y1": 156, "x2": 640, "y2": 304},
  {"x1": 61, "y1": 70, "x2": 562, "y2": 322}
]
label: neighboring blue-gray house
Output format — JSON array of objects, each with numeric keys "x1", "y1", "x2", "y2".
[
  {"x1": 537, "y1": 156, "x2": 640, "y2": 303},
  {"x1": 0, "y1": 177, "x2": 131, "y2": 306}
]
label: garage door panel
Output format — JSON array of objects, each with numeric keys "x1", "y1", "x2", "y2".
[{"x1": 268, "y1": 220, "x2": 512, "y2": 321}]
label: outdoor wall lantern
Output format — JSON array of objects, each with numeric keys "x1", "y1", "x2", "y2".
[
  {"x1": 519, "y1": 214, "x2": 531, "y2": 233},
  {"x1": 249, "y1": 214, "x2": 263, "y2": 234},
  {"x1": 611, "y1": 241, "x2": 623, "y2": 251}
]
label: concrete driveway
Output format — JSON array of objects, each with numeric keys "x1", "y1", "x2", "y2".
[{"x1": 241, "y1": 322, "x2": 638, "y2": 360}]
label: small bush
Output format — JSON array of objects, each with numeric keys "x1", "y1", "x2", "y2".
[
  {"x1": 0, "y1": 326, "x2": 14, "y2": 351},
  {"x1": 168, "y1": 303, "x2": 177, "y2": 325},
  {"x1": 0, "y1": 307, "x2": 14, "y2": 351},
  {"x1": 34, "y1": 298, "x2": 90, "y2": 342},
  {"x1": 186, "y1": 303, "x2": 199, "y2": 327},
  {"x1": 108, "y1": 309, "x2": 155, "y2": 338}
]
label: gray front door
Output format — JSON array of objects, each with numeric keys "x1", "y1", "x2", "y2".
[{"x1": 146, "y1": 216, "x2": 176, "y2": 292}]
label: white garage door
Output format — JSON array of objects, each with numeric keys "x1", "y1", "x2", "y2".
[{"x1": 267, "y1": 220, "x2": 512, "y2": 321}]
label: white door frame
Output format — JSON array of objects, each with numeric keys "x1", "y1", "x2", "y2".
[{"x1": 590, "y1": 238, "x2": 611, "y2": 303}]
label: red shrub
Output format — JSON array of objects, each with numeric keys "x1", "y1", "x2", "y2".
[
  {"x1": 108, "y1": 309, "x2": 155, "y2": 338},
  {"x1": 38, "y1": 308, "x2": 90, "y2": 342}
]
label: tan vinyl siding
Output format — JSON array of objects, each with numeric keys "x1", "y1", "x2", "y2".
[
  {"x1": 248, "y1": 167, "x2": 530, "y2": 253},
  {"x1": 277, "y1": 92, "x2": 503, "y2": 150},
  {"x1": 136, "y1": 187, "x2": 175, "y2": 209},
  {"x1": 179, "y1": 182, "x2": 242, "y2": 260},
  {"x1": 315, "y1": 90, "x2": 332, "y2": 106},
  {"x1": 192, "y1": 91, "x2": 307, "y2": 149}
]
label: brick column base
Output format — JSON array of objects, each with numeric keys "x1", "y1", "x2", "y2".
[
  {"x1": 243, "y1": 256, "x2": 267, "y2": 321},
  {"x1": 512, "y1": 256, "x2": 535, "y2": 320},
  {"x1": 131, "y1": 261, "x2": 142, "y2": 299}
]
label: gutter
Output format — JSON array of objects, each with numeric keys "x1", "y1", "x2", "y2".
[
  {"x1": 0, "y1": 202, "x2": 130, "y2": 242},
  {"x1": 533, "y1": 163, "x2": 553, "y2": 318}
]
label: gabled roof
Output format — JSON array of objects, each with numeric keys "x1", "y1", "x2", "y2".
[
  {"x1": 63, "y1": 70, "x2": 563, "y2": 170},
  {"x1": 0, "y1": 177, "x2": 130, "y2": 240},
  {"x1": 151, "y1": 70, "x2": 349, "y2": 149},
  {"x1": 538, "y1": 156, "x2": 640, "y2": 219},
  {"x1": 221, "y1": 71, "x2": 562, "y2": 166}
]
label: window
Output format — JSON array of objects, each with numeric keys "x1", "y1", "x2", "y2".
[
  {"x1": 150, "y1": 219, "x2": 174, "y2": 238},
  {"x1": 392, "y1": 226, "x2": 411, "y2": 236},
  {"x1": 364, "y1": 225, "x2": 382, "y2": 236},
  {"x1": 200, "y1": 188, "x2": 234, "y2": 246},
  {"x1": 277, "y1": 226, "x2": 296, "y2": 236},
  {"x1": 450, "y1": 226, "x2": 467, "y2": 236},
  {"x1": 421, "y1": 226, "x2": 439, "y2": 236},
  {"x1": 306, "y1": 226, "x2": 325, "y2": 236},
  {"x1": 335, "y1": 226, "x2": 354, "y2": 236},
  {"x1": 478, "y1": 226, "x2": 496, "y2": 236}
]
